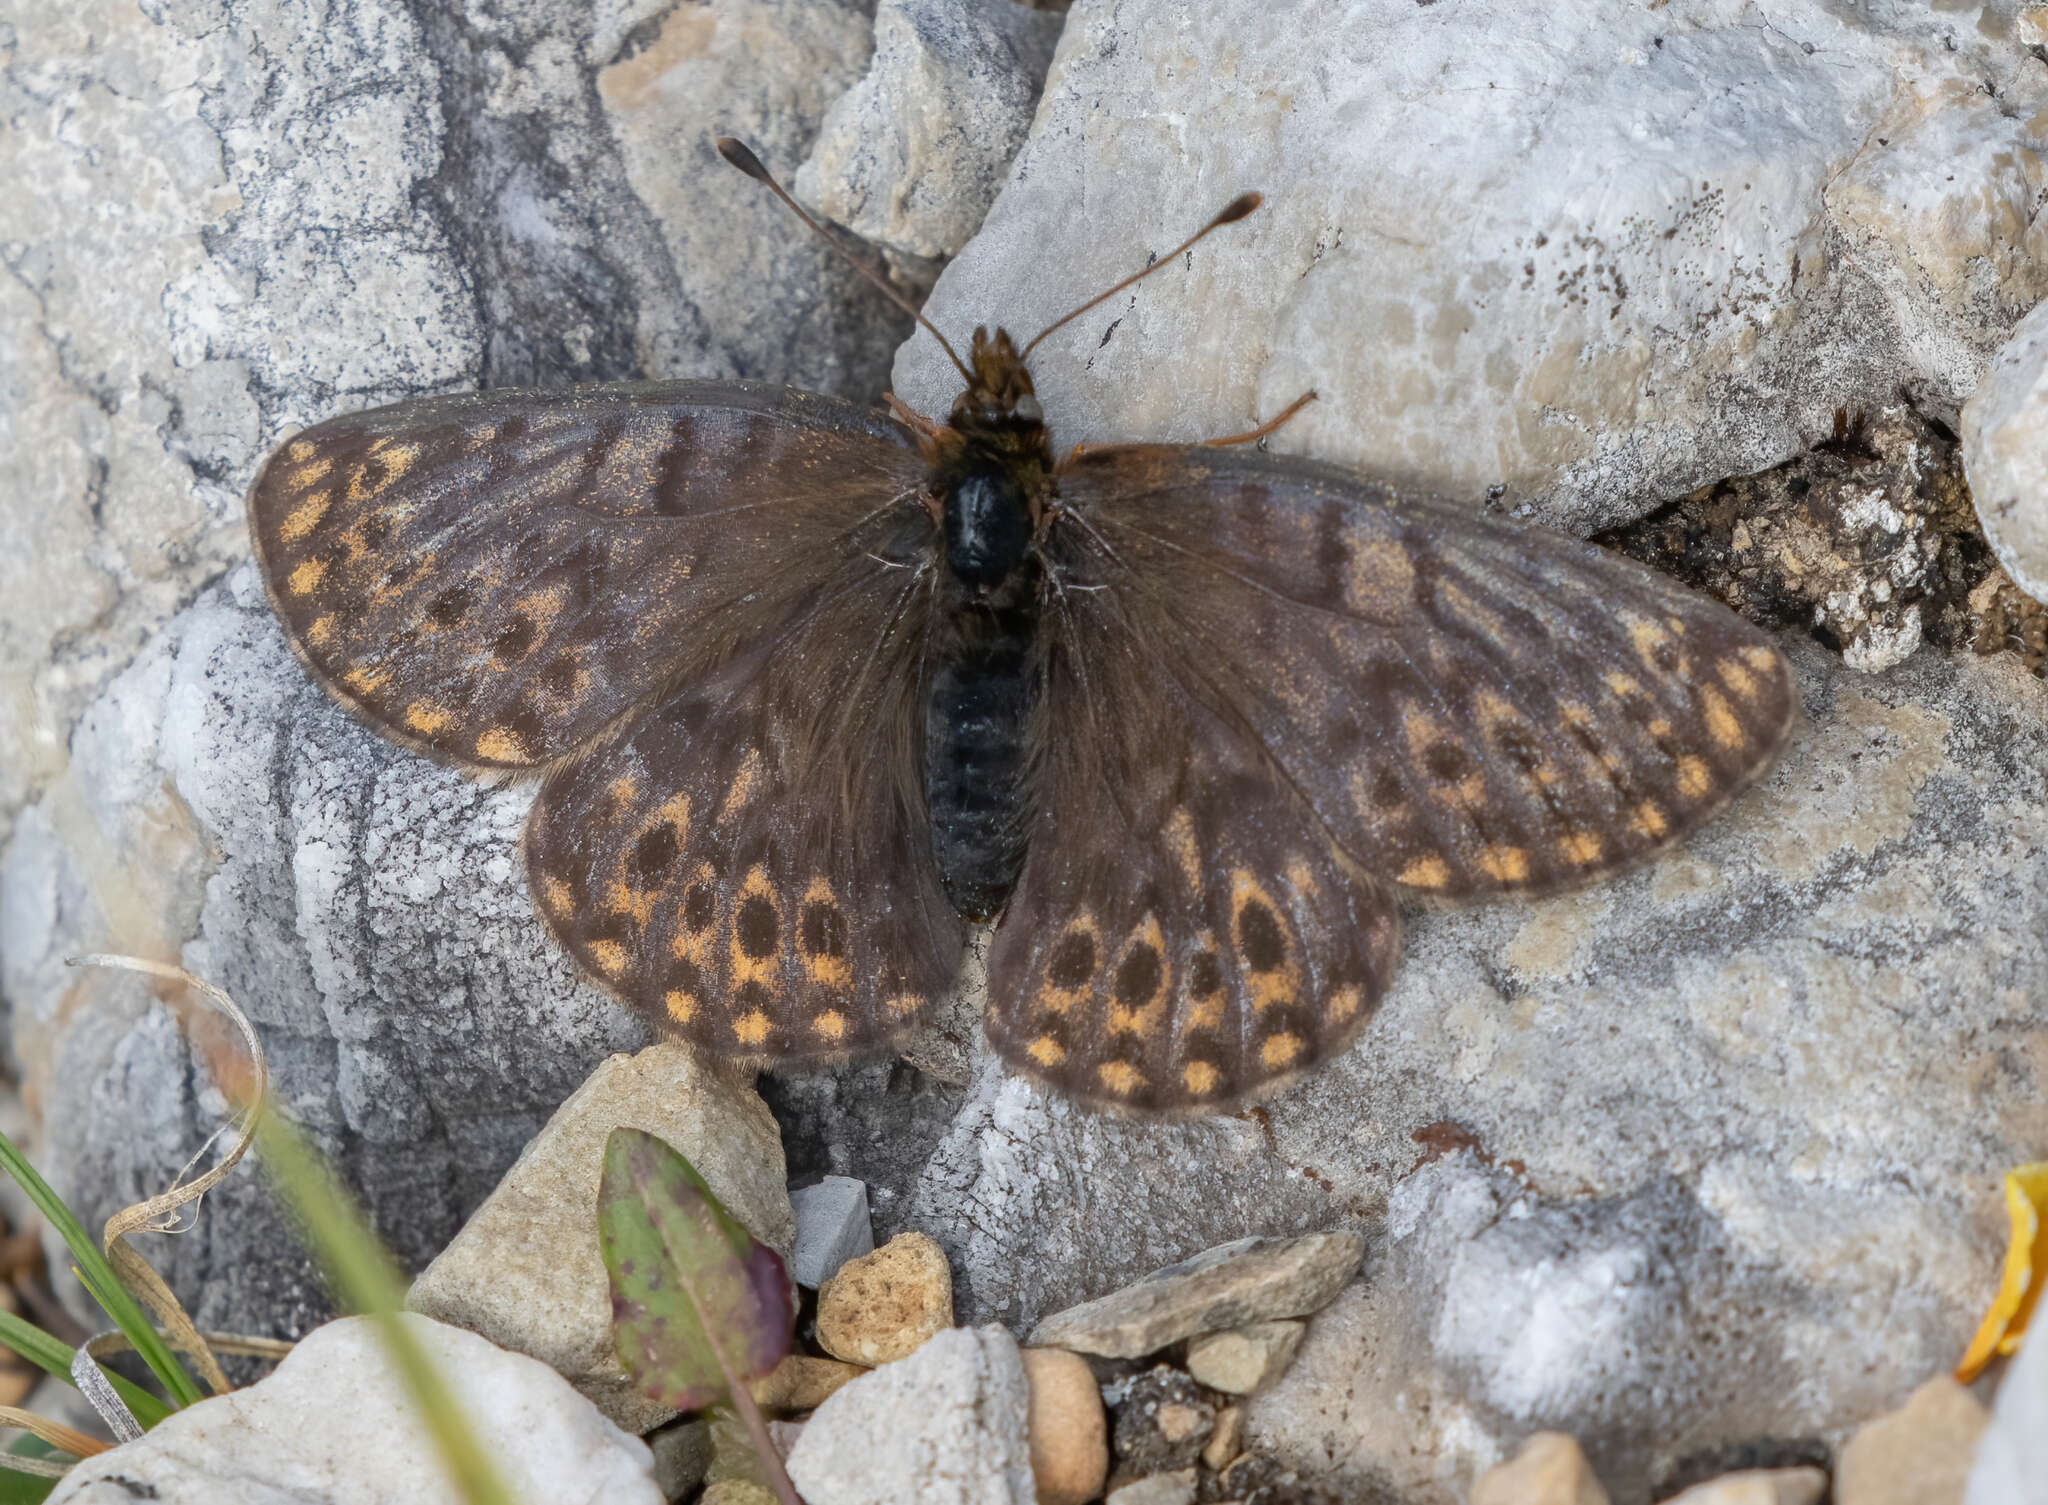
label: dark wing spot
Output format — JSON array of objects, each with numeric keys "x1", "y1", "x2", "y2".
[
  {"x1": 359, "y1": 511, "x2": 394, "y2": 549},
  {"x1": 1113, "y1": 942, "x2": 1163, "y2": 1007},
  {"x1": 1237, "y1": 898, "x2": 1288, "y2": 973},
  {"x1": 683, "y1": 882, "x2": 717, "y2": 934},
  {"x1": 1369, "y1": 766, "x2": 1406, "y2": 808},
  {"x1": 427, "y1": 585, "x2": 473, "y2": 626},
  {"x1": 493, "y1": 614, "x2": 538, "y2": 662},
  {"x1": 1496, "y1": 723, "x2": 1545, "y2": 770},
  {"x1": 737, "y1": 894, "x2": 779, "y2": 959},
  {"x1": 631, "y1": 825, "x2": 678, "y2": 882},
  {"x1": 541, "y1": 656, "x2": 580, "y2": 697},
  {"x1": 1424, "y1": 740, "x2": 1472, "y2": 782},
  {"x1": 1189, "y1": 949, "x2": 1224, "y2": 999},
  {"x1": 1047, "y1": 931, "x2": 1096, "y2": 990},
  {"x1": 671, "y1": 955, "x2": 701, "y2": 992},
  {"x1": 800, "y1": 901, "x2": 846, "y2": 958}
]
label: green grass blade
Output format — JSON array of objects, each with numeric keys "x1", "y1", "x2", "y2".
[
  {"x1": 0, "y1": 1436, "x2": 60, "y2": 1501},
  {"x1": 0, "y1": 1134, "x2": 202, "y2": 1409},
  {"x1": 0, "y1": 1310, "x2": 172, "y2": 1429},
  {"x1": 254, "y1": 1111, "x2": 517, "y2": 1505}
]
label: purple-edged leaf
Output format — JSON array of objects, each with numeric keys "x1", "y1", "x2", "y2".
[{"x1": 598, "y1": 1127, "x2": 793, "y2": 1413}]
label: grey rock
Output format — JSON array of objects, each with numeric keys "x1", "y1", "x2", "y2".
[
  {"x1": 1965, "y1": 1306, "x2": 2048, "y2": 1505},
  {"x1": 1029, "y1": 1233, "x2": 1362, "y2": 1359},
  {"x1": 796, "y1": 0, "x2": 1064, "y2": 260},
  {"x1": 894, "y1": 0, "x2": 2047, "y2": 540},
  {"x1": 1661, "y1": 1467, "x2": 1828, "y2": 1505},
  {"x1": 1104, "y1": 1469, "x2": 1196, "y2": 1505},
  {"x1": 405, "y1": 1039, "x2": 794, "y2": 1433},
  {"x1": 0, "y1": 0, "x2": 905, "y2": 847},
  {"x1": 647, "y1": 1417, "x2": 714, "y2": 1503},
  {"x1": 1963, "y1": 294, "x2": 2048, "y2": 606},
  {"x1": 1184, "y1": 1320, "x2": 1306, "y2": 1397},
  {"x1": 786, "y1": 1323, "x2": 1035, "y2": 1505},
  {"x1": 46, "y1": 1314, "x2": 661, "y2": 1504},
  {"x1": 793, "y1": 1174, "x2": 876, "y2": 1288}
]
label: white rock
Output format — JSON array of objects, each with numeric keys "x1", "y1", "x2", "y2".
[
  {"x1": 1104, "y1": 1469, "x2": 1197, "y2": 1505},
  {"x1": 1660, "y1": 1466, "x2": 1827, "y2": 1505},
  {"x1": 1962, "y1": 293, "x2": 2048, "y2": 606},
  {"x1": 47, "y1": 1314, "x2": 660, "y2": 1504},
  {"x1": 1965, "y1": 1312, "x2": 2048, "y2": 1505},
  {"x1": 786, "y1": 1324, "x2": 1034, "y2": 1505},
  {"x1": 896, "y1": 0, "x2": 2048, "y2": 537},
  {"x1": 792, "y1": 1175, "x2": 876, "y2": 1288},
  {"x1": 796, "y1": 0, "x2": 1063, "y2": 260},
  {"x1": 406, "y1": 1040, "x2": 794, "y2": 1433}
]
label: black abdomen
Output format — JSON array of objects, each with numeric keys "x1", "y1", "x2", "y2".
[{"x1": 926, "y1": 585, "x2": 1039, "y2": 920}]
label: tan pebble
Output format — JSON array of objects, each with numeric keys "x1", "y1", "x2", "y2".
[
  {"x1": 1201, "y1": 1404, "x2": 1244, "y2": 1472},
  {"x1": 699, "y1": 1483, "x2": 778, "y2": 1505},
  {"x1": 815, "y1": 1231, "x2": 953, "y2": 1365},
  {"x1": 1155, "y1": 1401, "x2": 1208, "y2": 1444},
  {"x1": 747, "y1": 1354, "x2": 867, "y2": 1412},
  {"x1": 1659, "y1": 1465, "x2": 1828, "y2": 1505},
  {"x1": 1021, "y1": 1347, "x2": 1108, "y2": 1505},
  {"x1": 1471, "y1": 1432, "x2": 1610, "y2": 1505},
  {"x1": 1185, "y1": 1319, "x2": 1305, "y2": 1394},
  {"x1": 1105, "y1": 1467, "x2": 1197, "y2": 1505},
  {"x1": 1834, "y1": 1377, "x2": 1987, "y2": 1505}
]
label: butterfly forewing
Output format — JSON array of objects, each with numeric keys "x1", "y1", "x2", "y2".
[
  {"x1": 524, "y1": 541, "x2": 967, "y2": 1064},
  {"x1": 1055, "y1": 445, "x2": 1796, "y2": 899},
  {"x1": 985, "y1": 597, "x2": 1401, "y2": 1113},
  {"x1": 248, "y1": 381, "x2": 928, "y2": 767}
]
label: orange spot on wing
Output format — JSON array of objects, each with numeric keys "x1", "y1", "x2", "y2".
[
  {"x1": 287, "y1": 558, "x2": 328, "y2": 596},
  {"x1": 1097, "y1": 1061, "x2": 1143, "y2": 1096},
  {"x1": 1700, "y1": 687, "x2": 1743, "y2": 749},
  {"x1": 475, "y1": 727, "x2": 530, "y2": 762},
  {"x1": 1027, "y1": 1035, "x2": 1066, "y2": 1068},
  {"x1": 280, "y1": 490, "x2": 333, "y2": 543},
  {"x1": 1479, "y1": 845, "x2": 1530, "y2": 884},
  {"x1": 403, "y1": 702, "x2": 454, "y2": 736},
  {"x1": 1399, "y1": 856, "x2": 1451, "y2": 889},
  {"x1": 732, "y1": 1010, "x2": 772, "y2": 1047},
  {"x1": 664, "y1": 990, "x2": 698, "y2": 1025},
  {"x1": 587, "y1": 939, "x2": 628, "y2": 977},
  {"x1": 1631, "y1": 800, "x2": 1669, "y2": 839},
  {"x1": 1182, "y1": 1060, "x2": 1222, "y2": 1097},
  {"x1": 1676, "y1": 755, "x2": 1711, "y2": 799},
  {"x1": 1559, "y1": 831, "x2": 1603, "y2": 864},
  {"x1": 1260, "y1": 1032, "x2": 1304, "y2": 1070},
  {"x1": 812, "y1": 1010, "x2": 847, "y2": 1043}
]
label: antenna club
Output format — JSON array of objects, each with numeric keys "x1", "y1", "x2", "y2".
[
  {"x1": 1214, "y1": 191, "x2": 1263, "y2": 226},
  {"x1": 715, "y1": 137, "x2": 771, "y2": 181}
]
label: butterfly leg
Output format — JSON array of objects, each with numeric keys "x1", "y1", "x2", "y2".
[
  {"x1": 884, "y1": 392, "x2": 946, "y2": 440},
  {"x1": 1201, "y1": 390, "x2": 1318, "y2": 448}
]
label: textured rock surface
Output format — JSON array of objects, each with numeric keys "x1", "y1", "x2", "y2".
[
  {"x1": 796, "y1": 0, "x2": 1063, "y2": 261},
  {"x1": 816, "y1": 1229, "x2": 954, "y2": 1365},
  {"x1": 786, "y1": 1323, "x2": 1035, "y2": 1505},
  {"x1": 1108, "y1": 1366, "x2": 1217, "y2": 1485},
  {"x1": 895, "y1": 0, "x2": 2048, "y2": 540},
  {"x1": 0, "y1": 0, "x2": 911, "y2": 850},
  {"x1": 405, "y1": 1039, "x2": 793, "y2": 1433},
  {"x1": 792, "y1": 1174, "x2": 874, "y2": 1288},
  {"x1": 46, "y1": 1314, "x2": 661, "y2": 1504},
  {"x1": 1031, "y1": 1234, "x2": 1361, "y2": 1359},
  {"x1": 1963, "y1": 294, "x2": 2048, "y2": 606}
]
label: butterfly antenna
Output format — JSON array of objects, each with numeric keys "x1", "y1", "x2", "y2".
[
  {"x1": 1021, "y1": 191, "x2": 1263, "y2": 360},
  {"x1": 716, "y1": 137, "x2": 973, "y2": 386}
]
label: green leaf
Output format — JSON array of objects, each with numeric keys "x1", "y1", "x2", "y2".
[
  {"x1": 599, "y1": 1128, "x2": 793, "y2": 1413},
  {"x1": 0, "y1": 1309, "x2": 172, "y2": 1429},
  {"x1": 0, "y1": 1437, "x2": 60, "y2": 1502},
  {"x1": 0, "y1": 1132, "x2": 203, "y2": 1409}
]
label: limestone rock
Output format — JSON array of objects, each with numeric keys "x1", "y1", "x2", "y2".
[
  {"x1": 1184, "y1": 1320, "x2": 1306, "y2": 1396},
  {"x1": 1029, "y1": 1233, "x2": 1362, "y2": 1359},
  {"x1": 1660, "y1": 1467, "x2": 1828, "y2": 1505},
  {"x1": 1472, "y1": 1432, "x2": 1611, "y2": 1505},
  {"x1": 405, "y1": 1040, "x2": 793, "y2": 1432},
  {"x1": 796, "y1": 0, "x2": 1064, "y2": 260},
  {"x1": 817, "y1": 1230, "x2": 954, "y2": 1365},
  {"x1": 1103, "y1": 1470, "x2": 1195, "y2": 1505},
  {"x1": 1963, "y1": 293, "x2": 2048, "y2": 606},
  {"x1": 895, "y1": 0, "x2": 2047, "y2": 541},
  {"x1": 1965, "y1": 1313, "x2": 2048, "y2": 1505},
  {"x1": 749, "y1": 1354, "x2": 868, "y2": 1414},
  {"x1": 792, "y1": 1175, "x2": 875, "y2": 1288},
  {"x1": 1020, "y1": 1347, "x2": 1108, "y2": 1505},
  {"x1": 786, "y1": 1323, "x2": 1035, "y2": 1505},
  {"x1": 1834, "y1": 1377, "x2": 1986, "y2": 1505},
  {"x1": 46, "y1": 1314, "x2": 660, "y2": 1504},
  {"x1": 1201, "y1": 1405, "x2": 1244, "y2": 1474}
]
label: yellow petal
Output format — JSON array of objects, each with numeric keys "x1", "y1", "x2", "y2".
[{"x1": 1955, "y1": 1161, "x2": 2048, "y2": 1383}]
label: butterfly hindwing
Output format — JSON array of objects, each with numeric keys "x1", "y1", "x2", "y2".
[
  {"x1": 985, "y1": 618, "x2": 1401, "y2": 1113},
  {"x1": 248, "y1": 381, "x2": 928, "y2": 767},
  {"x1": 1054, "y1": 444, "x2": 1796, "y2": 899},
  {"x1": 524, "y1": 549, "x2": 968, "y2": 1064}
]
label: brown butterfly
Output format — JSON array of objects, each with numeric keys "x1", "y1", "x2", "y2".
[{"x1": 247, "y1": 140, "x2": 1795, "y2": 1115}]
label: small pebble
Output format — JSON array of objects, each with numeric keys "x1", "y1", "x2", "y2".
[
  {"x1": 1834, "y1": 1377, "x2": 1986, "y2": 1505},
  {"x1": 1471, "y1": 1432, "x2": 1610, "y2": 1505},
  {"x1": 1020, "y1": 1347, "x2": 1108, "y2": 1505},
  {"x1": 1105, "y1": 1467, "x2": 1197, "y2": 1505},
  {"x1": 1185, "y1": 1319, "x2": 1304, "y2": 1395},
  {"x1": 1030, "y1": 1233, "x2": 1363, "y2": 1359},
  {"x1": 816, "y1": 1231, "x2": 954, "y2": 1365},
  {"x1": 1661, "y1": 1465, "x2": 1828, "y2": 1505},
  {"x1": 700, "y1": 1484, "x2": 779, "y2": 1505},
  {"x1": 791, "y1": 1176, "x2": 874, "y2": 1288},
  {"x1": 1111, "y1": 1366, "x2": 1216, "y2": 1483},
  {"x1": 748, "y1": 1354, "x2": 868, "y2": 1412},
  {"x1": 1202, "y1": 1405, "x2": 1245, "y2": 1472},
  {"x1": 646, "y1": 1416, "x2": 711, "y2": 1499}
]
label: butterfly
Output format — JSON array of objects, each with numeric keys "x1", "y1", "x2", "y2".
[{"x1": 246, "y1": 140, "x2": 1795, "y2": 1115}]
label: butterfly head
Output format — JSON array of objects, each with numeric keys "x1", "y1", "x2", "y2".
[{"x1": 951, "y1": 326, "x2": 1045, "y2": 434}]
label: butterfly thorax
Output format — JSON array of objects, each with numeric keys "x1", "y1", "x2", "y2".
[{"x1": 923, "y1": 328, "x2": 1054, "y2": 920}]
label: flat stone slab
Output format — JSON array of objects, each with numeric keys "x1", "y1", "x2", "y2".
[{"x1": 1028, "y1": 1232, "x2": 1363, "y2": 1359}]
